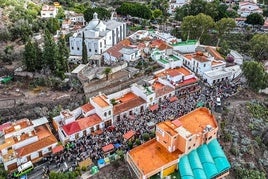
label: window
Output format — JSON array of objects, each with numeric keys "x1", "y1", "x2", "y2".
[
  {"x1": 189, "y1": 138, "x2": 192, "y2": 142},
  {"x1": 77, "y1": 47, "x2": 80, "y2": 51},
  {"x1": 204, "y1": 64, "x2": 206, "y2": 67},
  {"x1": 71, "y1": 47, "x2": 74, "y2": 50},
  {"x1": 188, "y1": 146, "x2": 191, "y2": 150},
  {"x1": 208, "y1": 136, "x2": 212, "y2": 140},
  {"x1": 95, "y1": 50, "x2": 97, "y2": 53},
  {"x1": 193, "y1": 144, "x2": 196, "y2": 147},
  {"x1": 104, "y1": 112, "x2": 107, "y2": 117},
  {"x1": 108, "y1": 111, "x2": 111, "y2": 115},
  {"x1": 100, "y1": 42, "x2": 102, "y2": 48},
  {"x1": 89, "y1": 49, "x2": 91, "y2": 52}
]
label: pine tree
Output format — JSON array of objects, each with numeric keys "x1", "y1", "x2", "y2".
[
  {"x1": 82, "y1": 32, "x2": 88, "y2": 64},
  {"x1": 43, "y1": 30, "x2": 59, "y2": 73},
  {"x1": 23, "y1": 40, "x2": 36, "y2": 72},
  {"x1": 57, "y1": 35, "x2": 69, "y2": 78},
  {"x1": 33, "y1": 41, "x2": 43, "y2": 71}
]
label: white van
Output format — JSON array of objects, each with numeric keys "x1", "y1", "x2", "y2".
[{"x1": 216, "y1": 97, "x2": 221, "y2": 106}]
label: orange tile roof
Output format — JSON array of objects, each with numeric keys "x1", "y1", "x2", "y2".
[
  {"x1": 157, "y1": 121, "x2": 178, "y2": 136},
  {"x1": 211, "y1": 60, "x2": 224, "y2": 66},
  {"x1": 155, "y1": 67, "x2": 191, "y2": 78},
  {"x1": 113, "y1": 96, "x2": 146, "y2": 115},
  {"x1": 153, "y1": 81, "x2": 164, "y2": 90},
  {"x1": 81, "y1": 103, "x2": 94, "y2": 113},
  {"x1": 206, "y1": 46, "x2": 224, "y2": 60},
  {"x1": 155, "y1": 85, "x2": 174, "y2": 98},
  {"x1": 184, "y1": 54, "x2": 193, "y2": 60},
  {"x1": 193, "y1": 53, "x2": 209, "y2": 63},
  {"x1": 92, "y1": 95, "x2": 110, "y2": 108},
  {"x1": 177, "y1": 107, "x2": 217, "y2": 134},
  {"x1": 177, "y1": 77, "x2": 199, "y2": 87},
  {"x1": 117, "y1": 92, "x2": 137, "y2": 103},
  {"x1": 77, "y1": 114, "x2": 102, "y2": 130},
  {"x1": 123, "y1": 130, "x2": 136, "y2": 140},
  {"x1": 158, "y1": 43, "x2": 173, "y2": 51},
  {"x1": 3, "y1": 119, "x2": 32, "y2": 134},
  {"x1": 129, "y1": 139, "x2": 182, "y2": 175},
  {"x1": 0, "y1": 138, "x2": 15, "y2": 150},
  {"x1": 16, "y1": 135, "x2": 57, "y2": 157},
  {"x1": 102, "y1": 144, "x2": 114, "y2": 152},
  {"x1": 106, "y1": 39, "x2": 131, "y2": 58},
  {"x1": 35, "y1": 125, "x2": 52, "y2": 139},
  {"x1": 149, "y1": 104, "x2": 159, "y2": 112}
]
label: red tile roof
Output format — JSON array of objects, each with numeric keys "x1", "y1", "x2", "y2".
[
  {"x1": 62, "y1": 122, "x2": 81, "y2": 135},
  {"x1": 113, "y1": 96, "x2": 146, "y2": 115},
  {"x1": 149, "y1": 104, "x2": 159, "y2": 112},
  {"x1": 106, "y1": 39, "x2": 131, "y2": 59},
  {"x1": 102, "y1": 144, "x2": 114, "y2": 152},
  {"x1": 206, "y1": 46, "x2": 224, "y2": 60},
  {"x1": 81, "y1": 103, "x2": 94, "y2": 113},
  {"x1": 123, "y1": 130, "x2": 136, "y2": 140},
  {"x1": 77, "y1": 114, "x2": 102, "y2": 130},
  {"x1": 169, "y1": 96, "x2": 178, "y2": 102},
  {"x1": 16, "y1": 135, "x2": 57, "y2": 157},
  {"x1": 52, "y1": 145, "x2": 64, "y2": 154}
]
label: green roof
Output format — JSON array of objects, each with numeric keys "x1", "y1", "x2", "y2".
[
  {"x1": 171, "y1": 40, "x2": 198, "y2": 46},
  {"x1": 179, "y1": 139, "x2": 230, "y2": 179}
]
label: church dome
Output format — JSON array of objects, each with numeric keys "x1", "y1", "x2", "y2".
[{"x1": 85, "y1": 12, "x2": 101, "y2": 30}]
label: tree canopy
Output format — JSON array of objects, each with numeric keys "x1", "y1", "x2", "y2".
[
  {"x1": 116, "y1": 2, "x2": 152, "y2": 19},
  {"x1": 175, "y1": 0, "x2": 237, "y2": 21},
  {"x1": 215, "y1": 18, "x2": 236, "y2": 47},
  {"x1": 249, "y1": 34, "x2": 268, "y2": 61},
  {"x1": 181, "y1": 13, "x2": 215, "y2": 41},
  {"x1": 245, "y1": 13, "x2": 265, "y2": 27},
  {"x1": 242, "y1": 61, "x2": 268, "y2": 92},
  {"x1": 84, "y1": 7, "x2": 111, "y2": 22}
]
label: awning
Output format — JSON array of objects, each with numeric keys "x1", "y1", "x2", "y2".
[
  {"x1": 52, "y1": 145, "x2": 64, "y2": 154},
  {"x1": 169, "y1": 96, "x2": 178, "y2": 102},
  {"x1": 79, "y1": 157, "x2": 93, "y2": 168},
  {"x1": 149, "y1": 104, "x2": 159, "y2": 112},
  {"x1": 102, "y1": 144, "x2": 114, "y2": 152},
  {"x1": 123, "y1": 130, "x2": 136, "y2": 140},
  {"x1": 114, "y1": 143, "x2": 121, "y2": 148}
]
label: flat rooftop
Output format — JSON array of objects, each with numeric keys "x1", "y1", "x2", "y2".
[
  {"x1": 92, "y1": 95, "x2": 110, "y2": 108},
  {"x1": 3, "y1": 119, "x2": 32, "y2": 134},
  {"x1": 157, "y1": 121, "x2": 178, "y2": 136},
  {"x1": 155, "y1": 66, "x2": 191, "y2": 78},
  {"x1": 171, "y1": 40, "x2": 198, "y2": 46},
  {"x1": 178, "y1": 107, "x2": 217, "y2": 134},
  {"x1": 129, "y1": 139, "x2": 182, "y2": 175}
]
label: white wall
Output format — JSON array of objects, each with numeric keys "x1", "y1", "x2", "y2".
[
  {"x1": 13, "y1": 136, "x2": 38, "y2": 150},
  {"x1": 107, "y1": 88, "x2": 131, "y2": 100}
]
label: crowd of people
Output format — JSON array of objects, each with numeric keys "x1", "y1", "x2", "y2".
[{"x1": 36, "y1": 80, "x2": 243, "y2": 177}]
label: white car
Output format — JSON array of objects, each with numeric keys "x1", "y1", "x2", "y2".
[{"x1": 216, "y1": 97, "x2": 221, "y2": 106}]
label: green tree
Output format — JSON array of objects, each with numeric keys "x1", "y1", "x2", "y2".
[
  {"x1": 242, "y1": 61, "x2": 268, "y2": 92},
  {"x1": 23, "y1": 40, "x2": 37, "y2": 72},
  {"x1": 245, "y1": 13, "x2": 265, "y2": 27},
  {"x1": 33, "y1": 41, "x2": 43, "y2": 71},
  {"x1": 116, "y1": 2, "x2": 152, "y2": 19},
  {"x1": 82, "y1": 32, "x2": 88, "y2": 64},
  {"x1": 46, "y1": 18, "x2": 60, "y2": 35},
  {"x1": 103, "y1": 67, "x2": 112, "y2": 80},
  {"x1": 215, "y1": 18, "x2": 236, "y2": 47},
  {"x1": 249, "y1": 34, "x2": 268, "y2": 61},
  {"x1": 57, "y1": 35, "x2": 69, "y2": 78},
  {"x1": 43, "y1": 30, "x2": 59, "y2": 73},
  {"x1": 181, "y1": 13, "x2": 215, "y2": 41},
  {"x1": 56, "y1": 7, "x2": 65, "y2": 20},
  {"x1": 152, "y1": 9, "x2": 162, "y2": 19},
  {"x1": 84, "y1": 7, "x2": 111, "y2": 22}
]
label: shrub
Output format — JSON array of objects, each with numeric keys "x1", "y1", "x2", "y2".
[
  {"x1": 135, "y1": 139, "x2": 141, "y2": 146},
  {"x1": 142, "y1": 133, "x2": 150, "y2": 141}
]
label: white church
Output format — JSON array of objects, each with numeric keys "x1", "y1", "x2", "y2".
[{"x1": 69, "y1": 12, "x2": 127, "y2": 58}]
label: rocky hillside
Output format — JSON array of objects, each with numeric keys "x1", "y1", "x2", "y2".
[{"x1": 219, "y1": 89, "x2": 268, "y2": 178}]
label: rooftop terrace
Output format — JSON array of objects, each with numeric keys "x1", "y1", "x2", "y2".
[
  {"x1": 171, "y1": 40, "x2": 198, "y2": 46},
  {"x1": 129, "y1": 139, "x2": 182, "y2": 175}
]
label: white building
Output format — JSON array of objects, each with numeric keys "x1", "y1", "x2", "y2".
[
  {"x1": 41, "y1": 5, "x2": 58, "y2": 18},
  {"x1": 168, "y1": 0, "x2": 189, "y2": 14},
  {"x1": 69, "y1": 12, "x2": 127, "y2": 57},
  {"x1": 238, "y1": 2, "x2": 263, "y2": 17},
  {"x1": 203, "y1": 65, "x2": 242, "y2": 85},
  {"x1": 229, "y1": 50, "x2": 244, "y2": 65},
  {"x1": 0, "y1": 118, "x2": 58, "y2": 171}
]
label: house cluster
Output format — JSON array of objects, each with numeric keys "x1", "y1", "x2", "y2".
[
  {"x1": 0, "y1": 118, "x2": 58, "y2": 171},
  {"x1": 238, "y1": 1, "x2": 263, "y2": 17},
  {"x1": 126, "y1": 107, "x2": 231, "y2": 179},
  {"x1": 41, "y1": 3, "x2": 60, "y2": 18}
]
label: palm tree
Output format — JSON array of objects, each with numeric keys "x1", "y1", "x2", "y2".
[{"x1": 103, "y1": 67, "x2": 112, "y2": 80}]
